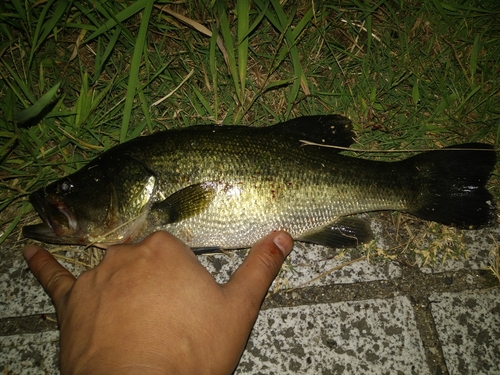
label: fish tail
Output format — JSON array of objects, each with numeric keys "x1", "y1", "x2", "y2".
[{"x1": 406, "y1": 143, "x2": 496, "y2": 228}]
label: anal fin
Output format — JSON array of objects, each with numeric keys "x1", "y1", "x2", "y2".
[{"x1": 297, "y1": 217, "x2": 373, "y2": 248}]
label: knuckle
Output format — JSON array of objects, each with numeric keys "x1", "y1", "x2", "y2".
[
  {"x1": 45, "y1": 269, "x2": 70, "y2": 293},
  {"x1": 254, "y1": 245, "x2": 283, "y2": 279},
  {"x1": 144, "y1": 231, "x2": 190, "y2": 253},
  {"x1": 147, "y1": 230, "x2": 172, "y2": 244},
  {"x1": 31, "y1": 254, "x2": 54, "y2": 279},
  {"x1": 142, "y1": 231, "x2": 170, "y2": 247}
]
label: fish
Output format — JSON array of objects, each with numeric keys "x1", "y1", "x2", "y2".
[{"x1": 23, "y1": 115, "x2": 497, "y2": 251}]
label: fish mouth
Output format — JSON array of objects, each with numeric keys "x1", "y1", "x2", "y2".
[{"x1": 23, "y1": 190, "x2": 84, "y2": 245}]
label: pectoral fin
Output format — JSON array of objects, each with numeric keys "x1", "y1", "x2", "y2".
[
  {"x1": 297, "y1": 217, "x2": 373, "y2": 248},
  {"x1": 150, "y1": 182, "x2": 217, "y2": 224}
]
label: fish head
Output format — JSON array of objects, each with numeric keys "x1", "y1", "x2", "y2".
[{"x1": 23, "y1": 155, "x2": 156, "y2": 246}]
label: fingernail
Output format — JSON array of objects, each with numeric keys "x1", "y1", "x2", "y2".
[
  {"x1": 23, "y1": 245, "x2": 39, "y2": 261},
  {"x1": 273, "y1": 232, "x2": 293, "y2": 257}
]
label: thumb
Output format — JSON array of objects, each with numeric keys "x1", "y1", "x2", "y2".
[
  {"x1": 23, "y1": 245, "x2": 76, "y2": 309},
  {"x1": 225, "y1": 231, "x2": 293, "y2": 313}
]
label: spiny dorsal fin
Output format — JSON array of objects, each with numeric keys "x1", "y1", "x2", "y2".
[{"x1": 272, "y1": 115, "x2": 355, "y2": 150}]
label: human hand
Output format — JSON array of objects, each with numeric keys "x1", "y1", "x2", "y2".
[{"x1": 23, "y1": 231, "x2": 293, "y2": 375}]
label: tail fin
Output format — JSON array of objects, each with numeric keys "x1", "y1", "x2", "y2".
[{"x1": 405, "y1": 143, "x2": 496, "y2": 229}]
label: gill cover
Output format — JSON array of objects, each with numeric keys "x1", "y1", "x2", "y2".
[{"x1": 23, "y1": 153, "x2": 157, "y2": 245}]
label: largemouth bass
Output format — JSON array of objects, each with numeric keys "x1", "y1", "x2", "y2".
[{"x1": 23, "y1": 115, "x2": 496, "y2": 250}]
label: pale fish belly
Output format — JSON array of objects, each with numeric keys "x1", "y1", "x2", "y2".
[{"x1": 155, "y1": 180, "x2": 369, "y2": 249}]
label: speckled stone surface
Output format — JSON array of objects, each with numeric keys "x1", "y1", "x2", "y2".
[
  {"x1": 1, "y1": 259, "x2": 54, "y2": 318},
  {"x1": 1, "y1": 221, "x2": 499, "y2": 374},
  {"x1": 198, "y1": 217, "x2": 401, "y2": 288},
  {"x1": 236, "y1": 297, "x2": 428, "y2": 375},
  {"x1": 199, "y1": 243, "x2": 401, "y2": 288},
  {"x1": 1, "y1": 330, "x2": 59, "y2": 374},
  {"x1": 1, "y1": 298, "x2": 427, "y2": 375},
  {"x1": 430, "y1": 288, "x2": 500, "y2": 375}
]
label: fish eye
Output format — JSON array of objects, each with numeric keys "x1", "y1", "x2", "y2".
[{"x1": 59, "y1": 180, "x2": 74, "y2": 194}]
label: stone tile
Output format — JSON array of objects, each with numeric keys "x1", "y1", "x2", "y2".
[
  {"x1": 430, "y1": 288, "x2": 500, "y2": 375},
  {"x1": 199, "y1": 242, "x2": 400, "y2": 289},
  {"x1": 236, "y1": 296, "x2": 428, "y2": 374},
  {"x1": 198, "y1": 215, "x2": 401, "y2": 288},
  {"x1": 2, "y1": 239, "x2": 399, "y2": 319},
  {"x1": 2, "y1": 216, "x2": 403, "y2": 320},
  {"x1": 1, "y1": 254, "x2": 88, "y2": 319},
  {"x1": 1, "y1": 330, "x2": 59, "y2": 374},
  {"x1": 1, "y1": 259, "x2": 54, "y2": 319},
  {"x1": 1, "y1": 297, "x2": 428, "y2": 375}
]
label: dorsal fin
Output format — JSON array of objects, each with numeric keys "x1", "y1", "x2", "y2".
[{"x1": 272, "y1": 115, "x2": 355, "y2": 149}]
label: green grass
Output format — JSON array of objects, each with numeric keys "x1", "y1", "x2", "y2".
[{"x1": 0, "y1": 0, "x2": 499, "y2": 252}]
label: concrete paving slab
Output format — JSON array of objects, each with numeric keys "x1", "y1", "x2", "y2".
[
  {"x1": 1, "y1": 297, "x2": 427, "y2": 375},
  {"x1": 1, "y1": 330, "x2": 59, "y2": 374},
  {"x1": 200, "y1": 215, "x2": 401, "y2": 288},
  {"x1": 1, "y1": 214, "x2": 498, "y2": 374},
  {"x1": 0, "y1": 255, "x2": 85, "y2": 319},
  {"x1": 430, "y1": 288, "x2": 500, "y2": 375},
  {"x1": 199, "y1": 243, "x2": 401, "y2": 288},
  {"x1": 1, "y1": 241, "x2": 400, "y2": 320},
  {"x1": 236, "y1": 297, "x2": 428, "y2": 375},
  {"x1": 1, "y1": 259, "x2": 54, "y2": 318}
]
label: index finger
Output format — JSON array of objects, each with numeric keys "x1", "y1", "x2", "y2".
[{"x1": 24, "y1": 245, "x2": 76, "y2": 308}]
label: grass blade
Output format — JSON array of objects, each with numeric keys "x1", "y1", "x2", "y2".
[
  {"x1": 217, "y1": 1, "x2": 241, "y2": 105},
  {"x1": 268, "y1": 0, "x2": 312, "y2": 115},
  {"x1": 75, "y1": 73, "x2": 90, "y2": 127},
  {"x1": 84, "y1": 1, "x2": 146, "y2": 43},
  {"x1": 209, "y1": 23, "x2": 219, "y2": 120},
  {"x1": 0, "y1": 132, "x2": 18, "y2": 163},
  {"x1": 470, "y1": 33, "x2": 480, "y2": 84},
  {"x1": 15, "y1": 82, "x2": 60, "y2": 124},
  {"x1": 0, "y1": 201, "x2": 31, "y2": 245},
  {"x1": 0, "y1": 62, "x2": 35, "y2": 104},
  {"x1": 237, "y1": 0, "x2": 250, "y2": 100},
  {"x1": 241, "y1": 1, "x2": 269, "y2": 41},
  {"x1": 92, "y1": 27, "x2": 122, "y2": 82},
  {"x1": 29, "y1": 0, "x2": 69, "y2": 69},
  {"x1": 36, "y1": 0, "x2": 68, "y2": 48},
  {"x1": 412, "y1": 79, "x2": 420, "y2": 108},
  {"x1": 120, "y1": 0, "x2": 154, "y2": 143},
  {"x1": 430, "y1": 0, "x2": 453, "y2": 27}
]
